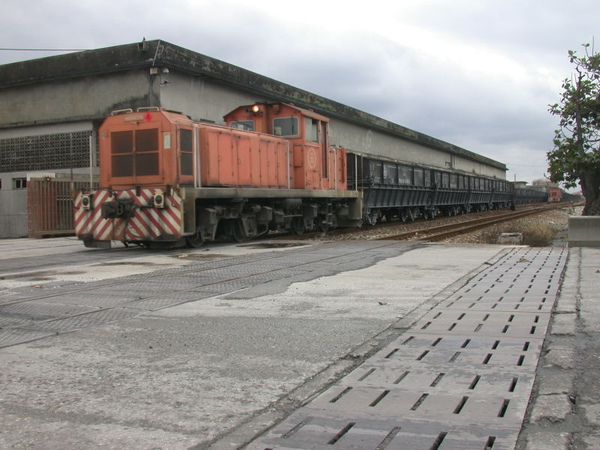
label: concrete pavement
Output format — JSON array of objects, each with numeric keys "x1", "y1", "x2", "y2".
[{"x1": 0, "y1": 239, "x2": 598, "y2": 449}]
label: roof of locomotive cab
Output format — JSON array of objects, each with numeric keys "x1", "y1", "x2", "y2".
[
  {"x1": 224, "y1": 103, "x2": 331, "y2": 123},
  {"x1": 101, "y1": 108, "x2": 194, "y2": 127},
  {"x1": 0, "y1": 39, "x2": 506, "y2": 172}
]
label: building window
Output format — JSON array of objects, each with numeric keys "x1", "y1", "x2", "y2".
[
  {"x1": 0, "y1": 130, "x2": 96, "y2": 173},
  {"x1": 13, "y1": 178, "x2": 27, "y2": 189}
]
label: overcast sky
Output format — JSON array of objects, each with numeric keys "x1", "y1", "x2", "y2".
[{"x1": 1, "y1": 0, "x2": 597, "y2": 184}]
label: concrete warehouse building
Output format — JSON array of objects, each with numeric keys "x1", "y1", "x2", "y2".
[{"x1": 0, "y1": 39, "x2": 507, "y2": 239}]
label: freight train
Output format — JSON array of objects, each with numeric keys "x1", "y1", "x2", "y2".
[{"x1": 74, "y1": 103, "x2": 548, "y2": 248}]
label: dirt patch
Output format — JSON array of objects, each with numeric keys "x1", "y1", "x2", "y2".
[{"x1": 441, "y1": 206, "x2": 582, "y2": 246}]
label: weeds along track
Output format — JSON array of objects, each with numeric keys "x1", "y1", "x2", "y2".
[{"x1": 377, "y1": 203, "x2": 576, "y2": 242}]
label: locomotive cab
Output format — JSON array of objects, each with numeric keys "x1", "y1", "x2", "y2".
[{"x1": 224, "y1": 103, "x2": 346, "y2": 191}]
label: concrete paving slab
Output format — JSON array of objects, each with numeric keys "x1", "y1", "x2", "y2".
[
  {"x1": 530, "y1": 394, "x2": 573, "y2": 423},
  {"x1": 0, "y1": 241, "x2": 508, "y2": 449},
  {"x1": 550, "y1": 313, "x2": 577, "y2": 335},
  {"x1": 521, "y1": 429, "x2": 571, "y2": 450}
]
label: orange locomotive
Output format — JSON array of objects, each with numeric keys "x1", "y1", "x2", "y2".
[{"x1": 74, "y1": 103, "x2": 360, "y2": 248}]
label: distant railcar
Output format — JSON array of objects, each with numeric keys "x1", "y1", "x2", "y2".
[
  {"x1": 548, "y1": 187, "x2": 562, "y2": 203},
  {"x1": 513, "y1": 186, "x2": 549, "y2": 205}
]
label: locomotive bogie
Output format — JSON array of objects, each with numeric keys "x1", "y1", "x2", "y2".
[{"x1": 181, "y1": 187, "x2": 360, "y2": 244}]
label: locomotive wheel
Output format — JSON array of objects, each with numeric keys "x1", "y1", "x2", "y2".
[
  {"x1": 232, "y1": 220, "x2": 248, "y2": 242},
  {"x1": 256, "y1": 223, "x2": 270, "y2": 237},
  {"x1": 186, "y1": 231, "x2": 204, "y2": 248},
  {"x1": 290, "y1": 217, "x2": 306, "y2": 235}
]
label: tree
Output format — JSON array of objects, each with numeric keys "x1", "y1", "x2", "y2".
[{"x1": 548, "y1": 44, "x2": 600, "y2": 215}]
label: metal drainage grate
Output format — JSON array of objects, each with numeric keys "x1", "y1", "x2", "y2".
[{"x1": 251, "y1": 247, "x2": 567, "y2": 450}]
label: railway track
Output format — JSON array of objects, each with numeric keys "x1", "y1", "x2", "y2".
[
  {"x1": 272, "y1": 202, "x2": 579, "y2": 243},
  {"x1": 377, "y1": 202, "x2": 578, "y2": 242}
]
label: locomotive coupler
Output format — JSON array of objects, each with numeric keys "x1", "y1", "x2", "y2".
[{"x1": 101, "y1": 199, "x2": 137, "y2": 219}]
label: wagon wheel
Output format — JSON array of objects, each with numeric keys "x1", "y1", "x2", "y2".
[
  {"x1": 399, "y1": 209, "x2": 408, "y2": 222},
  {"x1": 316, "y1": 216, "x2": 330, "y2": 232},
  {"x1": 369, "y1": 210, "x2": 380, "y2": 225}
]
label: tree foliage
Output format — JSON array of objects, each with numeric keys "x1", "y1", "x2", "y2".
[{"x1": 548, "y1": 44, "x2": 600, "y2": 215}]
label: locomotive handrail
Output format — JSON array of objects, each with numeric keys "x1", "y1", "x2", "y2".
[
  {"x1": 137, "y1": 106, "x2": 161, "y2": 112},
  {"x1": 286, "y1": 140, "x2": 291, "y2": 189},
  {"x1": 110, "y1": 108, "x2": 133, "y2": 115}
]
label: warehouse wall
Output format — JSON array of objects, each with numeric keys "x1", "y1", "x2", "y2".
[
  {"x1": 0, "y1": 42, "x2": 507, "y2": 237},
  {"x1": 330, "y1": 120, "x2": 506, "y2": 179},
  {"x1": 0, "y1": 71, "x2": 156, "y2": 127}
]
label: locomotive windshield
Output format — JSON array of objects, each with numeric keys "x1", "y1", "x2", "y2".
[
  {"x1": 273, "y1": 117, "x2": 299, "y2": 137},
  {"x1": 230, "y1": 120, "x2": 254, "y2": 131},
  {"x1": 111, "y1": 129, "x2": 159, "y2": 177}
]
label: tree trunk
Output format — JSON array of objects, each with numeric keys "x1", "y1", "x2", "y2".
[
  {"x1": 580, "y1": 170, "x2": 600, "y2": 216},
  {"x1": 584, "y1": 197, "x2": 600, "y2": 215}
]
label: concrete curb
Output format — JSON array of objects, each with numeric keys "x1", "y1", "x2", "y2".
[{"x1": 518, "y1": 248, "x2": 580, "y2": 450}]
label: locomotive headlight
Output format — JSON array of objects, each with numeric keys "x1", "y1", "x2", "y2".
[
  {"x1": 81, "y1": 194, "x2": 92, "y2": 210},
  {"x1": 251, "y1": 105, "x2": 260, "y2": 114},
  {"x1": 153, "y1": 193, "x2": 165, "y2": 209}
]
